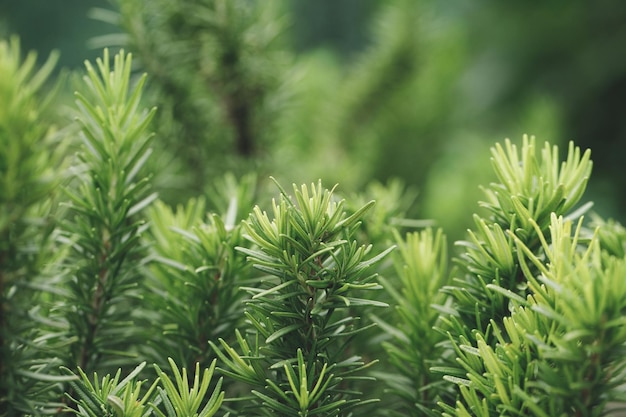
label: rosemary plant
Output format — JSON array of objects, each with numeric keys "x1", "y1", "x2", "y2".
[
  {"x1": 440, "y1": 214, "x2": 626, "y2": 417},
  {"x1": 63, "y1": 359, "x2": 223, "y2": 417},
  {"x1": 141, "y1": 174, "x2": 257, "y2": 371},
  {"x1": 57, "y1": 136, "x2": 626, "y2": 417},
  {"x1": 374, "y1": 227, "x2": 453, "y2": 417},
  {"x1": 5, "y1": 26, "x2": 626, "y2": 416},
  {"x1": 0, "y1": 37, "x2": 69, "y2": 415},
  {"x1": 59, "y1": 48, "x2": 235, "y2": 416},
  {"x1": 441, "y1": 136, "x2": 592, "y2": 342},
  {"x1": 211, "y1": 180, "x2": 394, "y2": 416},
  {"x1": 433, "y1": 136, "x2": 626, "y2": 416},
  {"x1": 60, "y1": 48, "x2": 157, "y2": 376}
]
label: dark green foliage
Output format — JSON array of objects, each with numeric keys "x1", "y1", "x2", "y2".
[
  {"x1": 211, "y1": 180, "x2": 394, "y2": 416},
  {"x1": 3, "y1": 2, "x2": 626, "y2": 415},
  {"x1": 61, "y1": 49, "x2": 156, "y2": 375},
  {"x1": 462, "y1": 1, "x2": 626, "y2": 219},
  {"x1": 55, "y1": 133, "x2": 626, "y2": 417},
  {"x1": 110, "y1": 0, "x2": 289, "y2": 198},
  {"x1": 142, "y1": 184, "x2": 253, "y2": 371}
]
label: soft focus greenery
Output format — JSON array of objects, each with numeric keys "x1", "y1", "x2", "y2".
[
  {"x1": 2, "y1": 1, "x2": 626, "y2": 416},
  {"x1": 2, "y1": 0, "x2": 626, "y2": 234}
]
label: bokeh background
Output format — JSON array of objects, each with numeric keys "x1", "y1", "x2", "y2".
[{"x1": 2, "y1": 0, "x2": 625, "y2": 242}]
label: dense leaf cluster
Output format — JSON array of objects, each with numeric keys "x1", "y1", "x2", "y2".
[
  {"x1": 2, "y1": 17, "x2": 626, "y2": 417},
  {"x1": 212, "y1": 180, "x2": 393, "y2": 416}
]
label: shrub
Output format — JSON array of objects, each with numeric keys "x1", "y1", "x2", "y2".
[{"x1": 1, "y1": 38, "x2": 626, "y2": 417}]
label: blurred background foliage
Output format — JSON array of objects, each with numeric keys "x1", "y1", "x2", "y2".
[{"x1": 1, "y1": 0, "x2": 625, "y2": 243}]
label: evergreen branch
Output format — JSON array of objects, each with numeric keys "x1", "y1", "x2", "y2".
[
  {"x1": 61, "y1": 49, "x2": 156, "y2": 380},
  {"x1": 0, "y1": 35, "x2": 66, "y2": 414},
  {"x1": 214, "y1": 180, "x2": 393, "y2": 416}
]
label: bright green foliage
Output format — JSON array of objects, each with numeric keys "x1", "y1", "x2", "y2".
[
  {"x1": 512, "y1": 216, "x2": 626, "y2": 413},
  {"x1": 374, "y1": 228, "x2": 453, "y2": 416},
  {"x1": 0, "y1": 36, "x2": 59, "y2": 219},
  {"x1": 443, "y1": 136, "x2": 593, "y2": 339},
  {"x1": 61, "y1": 49, "x2": 156, "y2": 374},
  {"x1": 482, "y1": 136, "x2": 591, "y2": 232},
  {"x1": 4, "y1": 25, "x2": 626, "y2": 417},
  {"x1": 343, "y1": 179, "x2": 424, "y2": 249},
  {"x1": 63, "y1": 362, "x2": 157, "y2": 417},
  {"x1": 442, "y1": 215, "x2": 626, "y2": 416},
  {"x1": 63, "y1": 359, "x2": 223, "y2": 417},
  {"x1": 142, "y1": 175, "x2": 256, "y2": 371},
  {"x1": 153, "y1": 359, "x2": 224, "y2": 417},
  {"x1": 340, "y1": 178, "x2": 426, "y2": 405},
  {"x1": 211, "y1": 180, "x2": 394, "y2": 416},
  {"x1": 434, "y1": 137, "x2": 626, "y2": 416},
  {"x1": 591, "y1": 215, "x2": 626, "y2": 258},
  {"x1": 0, "y1": 36, "x2": 69, "y2": 415}
]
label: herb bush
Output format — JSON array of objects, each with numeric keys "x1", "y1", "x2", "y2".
[{"x1": 2, "y1": 13, "x2": 626, "y2": 417}]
